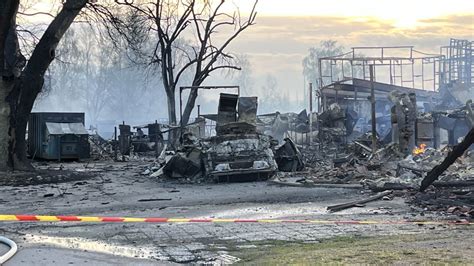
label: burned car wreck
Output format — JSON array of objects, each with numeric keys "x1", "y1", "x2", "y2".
[{"x1": 152, "y1": 93, "x2": 301, "y2": 182}]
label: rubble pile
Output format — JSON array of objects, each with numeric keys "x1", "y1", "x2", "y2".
[
  {"x1": 88, "y1": 134, "x2": 115, "y2": 160},
  {"x1": 400, "y1": 148, "x2": 474, "y2": 180},
  {"x1": 125, "y1": 83, "x2": 473, "y2": 217},
  {"x1": 355, "y1": 146, "x2": 473, "y2": 192},
  {"x1": 411, "y1": 188, "x2": 474, "y2": 218},
  {"x1": 257, "y1": 109, "x2": 315, "y2": 143}
]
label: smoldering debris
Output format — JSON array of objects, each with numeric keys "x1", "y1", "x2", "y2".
[
  {"x1": 25, "y1": 40, "x2": 473, "y2": 221},
  {"x1": 77, "y1": 84, "x2": 474, "y2": 218}
]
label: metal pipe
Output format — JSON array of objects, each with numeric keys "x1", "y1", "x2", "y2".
[
  {"x1": 114, "y1": 126, "x2": 117, "y2": 161},
  {"x1": 318, "y1": 58, "x2": 323, "y2": 113},
  {"x1": 309, "y1": 83, "x2": 313, "y2": 145},
  {"x1": 155, "y1": 120, "x2": 159, "y2": 158},
  {"x1": 57, "y1": 136, "x2": 61, "y2": 162},
  {"x1": 179, "y1": 88, "x2": 183, "y2": 141},
  {"x1": 421, "y1": 59, "x2": 425, "y2": 90},
  {"x1": 369, "y1": 65, "x2": 377, "y2": 154}
]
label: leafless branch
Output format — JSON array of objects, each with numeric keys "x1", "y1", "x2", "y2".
[
  {"x1": 87, "y1": 0, "x2": 258, "y2": 126},
  {"x1": 17, "y1": 11, "x2": 55, "y2": 18}
]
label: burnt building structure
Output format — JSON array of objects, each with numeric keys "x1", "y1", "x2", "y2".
[
  {"x1": 317, "y1": 46, "x2": 443, "y2": 116},
  {"x1": 316, "y1": 41, "x2": 474, "y2": 149}
]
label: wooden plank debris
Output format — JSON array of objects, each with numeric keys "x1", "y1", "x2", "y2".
[{"x1": 327, "y1": 191, "x2": 393, "y2": 212}]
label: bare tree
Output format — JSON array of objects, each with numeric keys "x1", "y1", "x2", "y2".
[
  {"x1": 39, "y1": 24, "x2": 164, "y2": 127},
  {"x1": 260, "y1": 74, "x2": 283, "y2": 113},
  {"x1": 302, "y1": 40, "x2": 345, "y2": 89},
  {"x1": 233, "y1": 54, "x2": 254, "y2": 96},
  {"x1": 0, "y1": 0, "x2": 88, "y2": 170},
  {"x1": 93, "y1": 0, "x2": 258, "y2": 129},
  {"x1": 46, "y1": 29, "x2": 82, "y2": 100}
]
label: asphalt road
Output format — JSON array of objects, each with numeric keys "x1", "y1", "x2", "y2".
[{"x1": 0, "y1": 161, "x2": 469, "y2": 264}]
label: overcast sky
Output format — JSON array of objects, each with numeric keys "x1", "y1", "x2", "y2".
[
  {"x1": 220, "y1": 1, "x2": 471, "y2": 106},
  {"x1": 29, "y1": 0, "x2": 474, "y2": 113}
]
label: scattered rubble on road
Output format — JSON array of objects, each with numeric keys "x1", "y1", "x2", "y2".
[
  {"x1": 10, "y1": 39, "x2": 473, "y2": 223},
  {"x1": 100, "y1": 92, "x2": 473, "y2": 218}
]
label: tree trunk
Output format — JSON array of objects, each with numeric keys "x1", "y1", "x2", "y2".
[
  {"x1": 165, "y1": 87, "x2": 180, "y2": 146},
  {"x1": 166, "y1": 88, "x2": 177, "y2": 125},
  {"x1": 7, "y1": 75, "x2": 44, "y2": 170},
  {"x1": 181, "y1": 87, "x2": 199, "y2": 127},
  {"x1": 1, "y1": 0, "x2": 21, "y2": 171},
  {"x1": 1, "y1": 0, "x2": 87, "y2": 170},
  {"x1": 0, "y1": 79, "x2": 14, "y2": 171}
]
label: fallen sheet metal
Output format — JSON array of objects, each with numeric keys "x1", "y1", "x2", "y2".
[{"x1": 274, "y1": 138, "x2": 305, "y2": 172}]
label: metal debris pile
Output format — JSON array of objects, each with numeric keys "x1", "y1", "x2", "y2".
[
  {"x1": 411, "y1": 186, "x2": 474, "y2": 218},
  {"x1": 88, "y1": 134, "x2": 115, "y2": 160},
  {"x1": 269, "y1": 95, "x2": 474, "y2": 217},
  {"x1": 141, "y1": 94, "x2": 304, "y2": 182}
]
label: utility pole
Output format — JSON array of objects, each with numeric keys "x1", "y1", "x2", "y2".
[
  {"x1": 309, "y1": 82, "x2": 313, "y2": 145},
  {"x1": 155, "y1": 120, "x2": 159, "y2": 158},
  {"x1": 369, "y1": 65, "x2": 377, "y2": 154},
  {"x1": 114, "y1": 126, "x2": 117, "y2": 161}
]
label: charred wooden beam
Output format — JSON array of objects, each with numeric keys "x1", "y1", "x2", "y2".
[
  {"x1": 420, "y1": 127, "x2": 474, "y2": 191},
  {"x1": 327, "y1": 191, "x2": 393, "y2": 212},
  {"x1": 433, "y1": 180, "x2": 474, "y2": 188}
]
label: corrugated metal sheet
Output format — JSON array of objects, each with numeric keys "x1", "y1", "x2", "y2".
[{"x1": 46, "y1": 122, "x2": 88, "y2": 135}]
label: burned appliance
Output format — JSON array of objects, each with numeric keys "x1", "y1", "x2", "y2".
[
  {"x1": 216, "y1": 93, "x2": 239, "y2": 134},
  {"x1": 28, "y1": 112, "x2": 90, "y2": 160}
]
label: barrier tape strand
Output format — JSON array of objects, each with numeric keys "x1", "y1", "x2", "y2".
[{"x1": 0, "y1": 215, "x2": 471, "y2": 225}]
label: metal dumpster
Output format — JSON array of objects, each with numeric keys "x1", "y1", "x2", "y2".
[{"x1": 28, "y1": 112, "x2": 90, "y2": 160}]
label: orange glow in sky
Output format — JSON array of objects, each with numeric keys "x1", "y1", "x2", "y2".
[
  {"x1": 26, "y1": 0, "x2": 474, "y2": 30},
  {"x1": 233, "y1": 0, "x2": 474, "y2": 28}
]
